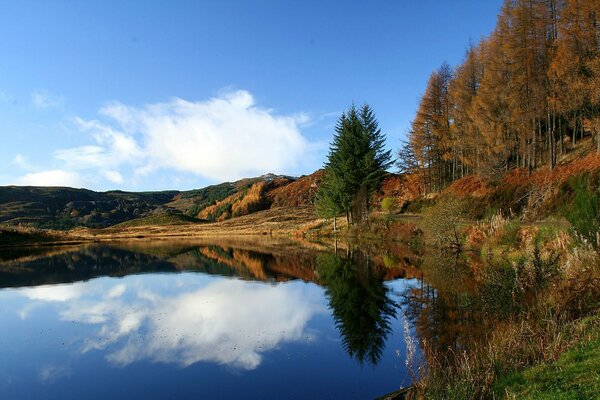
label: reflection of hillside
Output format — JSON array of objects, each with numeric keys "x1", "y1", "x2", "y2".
[
  {"x1": 0, "y1": 240, "x2": 325, "y2": 289},
  {"x1": 0, "y1": 244, "x2": 82, "y2": 264},
  {"x1": 108, "y1": 238, "x2": 324, "y2": 282},
  {"x1": 0, "y1": 245, "x2": 181, "y2": 289},
  {"x1": 0, "y1": 237, "x2": 429, "y2": 290},
  {"x1": 176, "y1": 246, "x2": 318, "y2": 282}
]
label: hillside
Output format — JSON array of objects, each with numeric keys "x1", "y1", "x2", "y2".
[
  {"x1": 0, "y1": 186, "x2": 178, "y2": 229},
  {"x1": 0, "y1": 172, "x2": 322, "y2": 229},
  {"x1": 397, "y1": 136, "x2": 600, "y2": 222}
]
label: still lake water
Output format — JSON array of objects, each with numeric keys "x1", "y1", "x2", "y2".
[{"x1": 0, "y1": 239, "x2": 442, "y2": 399}]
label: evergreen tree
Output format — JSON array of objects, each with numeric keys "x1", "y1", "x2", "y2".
[
  {"x1": 359, "y1": 104, "x2": 394, "y2": 203},
  {"x1": 315, "y1": 169, "x2": 346, "y2": 230},
  {"x1": 316, "y1": 104, "x2": 393, "y2": 225}
]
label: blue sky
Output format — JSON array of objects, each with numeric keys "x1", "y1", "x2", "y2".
[{"x1": 0, "y1": 0, "x2": 502, "y2": 191}]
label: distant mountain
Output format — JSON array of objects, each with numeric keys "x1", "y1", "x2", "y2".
[
  {"x1": 0, "y1": 172, "x2": 323, "y2": 229},
  {"x1": 0, "y1": 186, "x2": 179, "y2": 229}
]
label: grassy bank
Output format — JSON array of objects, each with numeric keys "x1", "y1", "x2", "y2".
[
  {"x1": 399, "y1": 196, "x2": 600, "y2": 400},
  {"x1": 496, "y1": 334, "x2": 600, "y2": 399}
]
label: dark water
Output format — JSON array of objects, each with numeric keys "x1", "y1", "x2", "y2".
[{"x1": 0, "y1": 239, "x2": 471, "y2": 399}]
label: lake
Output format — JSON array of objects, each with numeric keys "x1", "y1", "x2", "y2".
[{"x1": 0, "y1": 238, "x2": 480, "y2": 399}]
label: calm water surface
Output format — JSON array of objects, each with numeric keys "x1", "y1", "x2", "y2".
[{"x1": 0, "y1": 239, "x2": 459, "y2": 399}]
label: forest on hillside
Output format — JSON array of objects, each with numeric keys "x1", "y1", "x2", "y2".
[{"x1": 399, "y1": 0, "x2": 600, "y2": 194}]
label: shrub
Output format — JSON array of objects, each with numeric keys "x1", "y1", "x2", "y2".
[
  {"x1": 381, "y1": 197, "x2": 396, "y2": 214},
  {"x1": 421, "y1": 197, "x2": 466, "y2": 251},
  {"x1": 565, "y1": 176, "x2": 600, "y2": 248}
]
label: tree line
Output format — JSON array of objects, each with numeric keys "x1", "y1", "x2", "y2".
[
  {"x1": 399, "y1": 0, "x2": 600, "y2": 194},
  {"x1": 317, "y1": 0, "x2": 600, "y2": 224}
]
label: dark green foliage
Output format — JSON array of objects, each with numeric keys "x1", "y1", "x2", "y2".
[
  {"x1": 36, "y1": 215, "x2": 79, "y2": 230},
  {"x1": 480, "y1": 262, "x2": 526, "y2": 316},
  {"x1": 401, "y1": 196, "x2": 435, "y2": 214},
  {"x1": 317, "y1": 251, "x2": 397, "y2": 365},
  {"x1": 207, "y1": 203, "x2": 232, "y2": 222},
  {"x1": 480, "y1": 238, "x2": 560, "y2": 317},
  {"x1": 316, "y1": 104, "x2": 393, "y2": 224},
  {"x1": 314, "y1": 169, "x2": 346, "y2": 219},
  {"x1": 497, "y1": 220, "x2": 521, "y2": 247}
]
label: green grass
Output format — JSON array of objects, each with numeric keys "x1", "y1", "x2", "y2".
[
  {"x1": 495, "y1": 337, "x2": 600, "y2": 399},
  {"x1": 112, "y1": 213, "x2": 204, "y2": 228}
]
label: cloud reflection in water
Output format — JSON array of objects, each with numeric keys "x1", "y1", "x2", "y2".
[{"x1": 18, "y1": 277, "x2": 325, "y2": 371}]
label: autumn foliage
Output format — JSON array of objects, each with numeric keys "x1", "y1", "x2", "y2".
[{"x1": 400, "y1": 0, "x2": 600, "y2": 194}]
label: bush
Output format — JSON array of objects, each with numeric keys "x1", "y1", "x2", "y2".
[
  {"x1": 380, "y1": 197, "x2": 396, "y2": 214},
  {"x1": 421, "y1": 197, "x2": 466, "y2": 251},
  {"x1": 565, "y1": 176, "x2": 600, "y2": 248}
]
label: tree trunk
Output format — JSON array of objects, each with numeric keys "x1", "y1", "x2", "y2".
[{"x1": 559, "y1": 117, "x2": 563, "y2": 155}]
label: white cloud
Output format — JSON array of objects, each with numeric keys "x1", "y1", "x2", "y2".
[
  {"x1": 107, "y1": 284, "x2": 126, "y2": 298},
  {"x1": 54, "y1": 118, "x2": 143, "y2": 169},
  {"x1": 20, "y1": 283, "x2": 86, "y2": 302},
  {"x1": 14, "y1": 169, "x2": 85, "y2": 187},
  {"x1": 31, "y1": 90, "x2": 63, "y2": 109},
  {"x1": 56, "y1": 278, "x2": 324, "y2": 370},
  {"x1": 59, "y1": 90, "x2": 313, "y2": 183}
]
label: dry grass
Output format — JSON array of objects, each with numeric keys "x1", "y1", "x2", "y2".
[
  {"x1": 73, "y1": 205, "x2": 320, "y2": 242},
  {"x1": 446, "y1": 175, "x2": 492, "y2": 198},
  {"x1": 407, "y1": 313, "x2": 599, "y2": 400}
]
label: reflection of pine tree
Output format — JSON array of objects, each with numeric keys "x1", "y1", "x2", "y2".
[{"x1": 317, "y1": 252, "x2": 397, "y2": 365}]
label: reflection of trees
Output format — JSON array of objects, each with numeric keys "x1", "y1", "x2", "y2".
[
  {"x1": 0, "y1": 243, "x2": 320, "y2": 289},
  {"x1": 400, "y1": 250, "x2": 490, "y2": 360},
  {"x1": 317, "y1": 251, "x2": 398, "y2": 365}
]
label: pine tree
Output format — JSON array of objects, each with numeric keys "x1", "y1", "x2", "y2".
[
  {"x1": 315, "y1": 168, "x2": 346, "y2": 231},
  {"x1": 358, "y1": 104, "x2": 394, "y2": 213},
  {"x1": 316, "y1": 104, "x2": 393, "y2": 225}
]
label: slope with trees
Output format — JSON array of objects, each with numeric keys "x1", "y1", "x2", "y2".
[{"x1": 400, "y1": 0, "x2": 600, "y2": 194}]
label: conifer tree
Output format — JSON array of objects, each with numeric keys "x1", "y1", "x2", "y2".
[
  {"x1": 316, "y1": 104, "x2": 393, "y2": 225},
  {"x1": 401, "y1": 0, "x2": 600, "y2": 187},
  {"x1": 315, "y1": 168, "x2": 346, "y2": 231}
]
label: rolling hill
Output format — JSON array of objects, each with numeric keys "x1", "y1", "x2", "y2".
[{"x1": 0, "y1": 172, "x2": 323, "y2": 229}]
